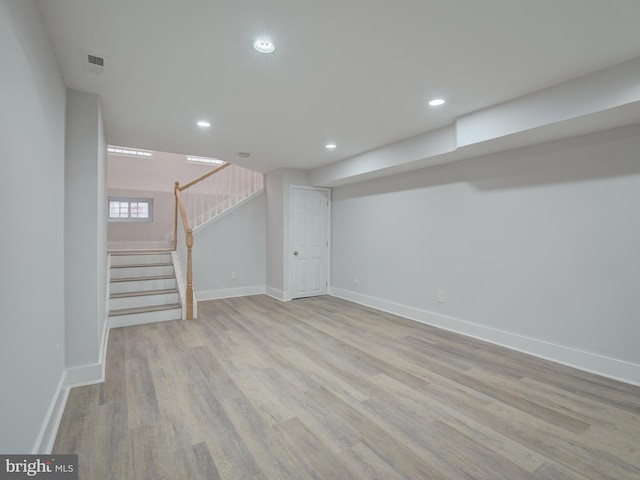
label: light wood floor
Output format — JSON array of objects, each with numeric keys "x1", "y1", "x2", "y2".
[{"x1": 54, "y1": 295, "x2": 640, "y2": 479}]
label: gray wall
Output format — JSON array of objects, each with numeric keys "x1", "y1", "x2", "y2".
[
  {"x1": 265, "y1": 168, "x2": 310, "y2": 300},
  {"x1": 331, "y1": 124, "x2": 640, "y2": 383},
  {"x1": 64, "y1": 89, "x2": 107, "y2": 369},
  {"x1": 265, "y1": 169, "x2": 285, "y2": 297},
  {"x1": 0, "y1": 0, "x2": 67, "y2": 452},
  {"x1": 193, "y1": 193, "x2": 266, "y2": 296}
]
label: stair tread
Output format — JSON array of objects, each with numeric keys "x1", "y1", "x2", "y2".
[
  {"x1": 111, "y1": 262, "x2": 174, "y2": 269},
  {"x1": 110, "y1": 288, "x2": 179, "y2": 299},
  {"x1": 109, "y1": 303, "x2": 182, "y2": 316},
  {"x1": 109, "y1": 250, "x2": 172, "y2": 255},
  {"x1": 110, "y1": 274, "x2": 176, "y2": 283}
]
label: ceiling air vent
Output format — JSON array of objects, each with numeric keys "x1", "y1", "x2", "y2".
[{"x1": 81, "y1": 49, "x2": 109, "y2": 75}]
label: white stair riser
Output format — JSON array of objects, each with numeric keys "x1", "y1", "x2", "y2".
[
  {"x1": 109, "y1": 292, "x2": 180, "y2": 311},
  {"x1": 110, "y1": 253, "x2": 172, "y2": 266},
  {"x1": 109, "y1": 308, "x2": 182, "y2": 328},
  {"x1": 110, "y1": 278, "x2": 177, "y2": 294},
  {"x1": 110, "y1": 265, "x2": 174, "y2": 279}
]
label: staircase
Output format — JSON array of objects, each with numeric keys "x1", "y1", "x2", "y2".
[{"x1": 108, "y1": 250, "x2": 182, "y2": 327}]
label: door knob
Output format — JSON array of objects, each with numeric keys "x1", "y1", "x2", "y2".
[{"x1": 293, "y1": 251, "x2": 299, "y2": 256}]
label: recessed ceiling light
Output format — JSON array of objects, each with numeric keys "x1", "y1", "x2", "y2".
[
  {"x1": 238, "y1": 152, "x2": 250, "y2": 158},
  {"x1": 325, "y1": 144, "x2": 337, "y2": 149},
  {"x1": 428, "y1": 98, "x2": 445, "y2": 106},
  {"x1": 253, "y1": 38, "x2": 275, "y2": 53},
  {"x1": 196, "y1": 121, "x2": 211, "y2": 127}
]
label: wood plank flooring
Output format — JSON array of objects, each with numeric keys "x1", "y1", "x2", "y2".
[{"x1": 53, "y1": 295, "x2": 640, "y2": 479}]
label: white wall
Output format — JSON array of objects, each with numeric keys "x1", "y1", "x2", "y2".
[
  {"x1": 65, "y1": 89, "x2": 107, "y2": 372},
  {"x1": 194, "y1": 193, "x2": 266, "y2": 299},
  {"x1": 0, "y1": 0, "x2": 66, "y2": 452},
  {"x1": 108, "y1": 149, "x2": 212, "y2": 192},
  {"x1": 331, "y1": 124, "x2": 640, "y2": 385}
]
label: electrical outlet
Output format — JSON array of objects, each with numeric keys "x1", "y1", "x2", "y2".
[
  {"x1": 231, "y1": 271, "x2": 237, "y2": 280},
  {"x1": 437, "y1": 290, "x2": 445, "y2": 303},
  {"x1": 354, "y1": 275, "x2": 360, "y2": 285}
]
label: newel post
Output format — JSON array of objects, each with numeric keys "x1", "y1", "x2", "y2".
[{"x1": 186, "y1": 228, "x2": 194, "y2": 320}]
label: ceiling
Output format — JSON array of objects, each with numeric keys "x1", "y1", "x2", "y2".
[{"x1": 38, "y1": 0, "x2": 640, "y2": 175}]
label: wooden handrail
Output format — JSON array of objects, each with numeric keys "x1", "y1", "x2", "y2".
[
  {"x1": 173, "y1": 163, "x2": 261, "y2": 320},
  {"x1": 174, "y1": 182, "x2": 194, "y2": 320},
  {"x1": 175, "y1": 185, "x2": 190, "y2": 233},
  {"x1": 179, "y1": 162, "x2": 231, "y2": 191}
]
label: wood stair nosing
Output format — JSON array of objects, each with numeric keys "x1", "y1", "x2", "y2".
[
  {"x1": 109, "y1": 250, "x2": 173, "y2": 255},
  {"x1": 110, "y1": 262, "x2": 174, "y2": 269},
  {"x1": 110, "y1": 288, "x2": 179, "y2": 299}
]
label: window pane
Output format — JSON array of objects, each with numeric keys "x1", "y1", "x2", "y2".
[
  {"x1": 109, "y1": 200, "x2": 129, "y2": 218},
  {"x1": 137, "y1": 203, "x2": 149, "y2": 218},
  {"x1": 108, "y1": 197, "x2": 152, "y2": 221}
]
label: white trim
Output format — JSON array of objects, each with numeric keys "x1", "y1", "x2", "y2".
[
  {"x1": 289, "y1": 185, "x2": 331, "y2": 299},
  {"x1": 33, "y1": 314, "x2": 110, "y2": 453},
  {"x1": 106, "y1": 254, "x2": 112, "y2": 318},
  {"x1": 107, "y1": 145, "x2": 154, "y2": 158},
  {"x1": 330, "y1": 287, "x2": 640, "y2": 387},
  {"x1": 265, "y1": 286, "x2": 288, "y2": 301},
  {"x1": 171, "y1": 251, "x2": 188, "y2": 320},
  {"x1": 98, "y1": 306, "x2": 109, "y2": 381},
  {"x1": 196, "y1": 286, "x2": 266, "y2": 301},
  {"x1": 108, "y1": 240, "x2": 172, "y2": 251},
  {"x1": 185, "y1": 155, "x2": 225, "y2": 166},
  {"x1": 32, "y1": 372, "x2": 68, "y2": 454},
  {"x1": 64, "y1": 313, "x2": 111, "y2": 387},
  {"x1": 193, "y1": 291, "x2": 198, "y2": 319},
  {"x1": 64, "y1": 362, "x2": 104, "y2": 387}
]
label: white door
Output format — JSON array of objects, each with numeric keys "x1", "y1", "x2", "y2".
[{"x1": 291, "y1": 187, "x2": 329, "y2": 299}]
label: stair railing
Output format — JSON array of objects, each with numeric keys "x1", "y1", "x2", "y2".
[
  {"x1": 173, "y1": 162, "x2": 264, "y2": 319},
  {"x1": 174, "y1": 183, "x2": 195, "y2": 319}
]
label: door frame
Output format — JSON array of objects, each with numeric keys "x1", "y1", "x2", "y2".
[{"x1": 289, "y1": 185, "x2": 331, "y2": 299}]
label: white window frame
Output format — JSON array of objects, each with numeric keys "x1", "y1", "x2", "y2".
[
  {"x1": 185, "y1": 155, "x2": 226, "y2": 166},
  {"x1": 108, "y1": 197, "x2": 153, "y2": 222},
  {"x1": 107, "y1": 145, "x2": 155, "y2": 158}
]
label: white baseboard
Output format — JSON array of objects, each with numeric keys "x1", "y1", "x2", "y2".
[
  {"x1": 64, "y1": 362, "x2": 104, "y2": 388},
  {"x1": 330, "y1": 287, "x2": 640, "y2": 387},
  {"x1": 265, "y1": 286, "x2": 289, "y2": 301},
  {"x1": 32, "y1": 372, "x2": 68, "y2": 454},
  {"x1": 197, "y1": 285, "x2": 266, "y2": 301},
  {"x1": 34, "y1": 319, "x2": 110, "y2": 453}
]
